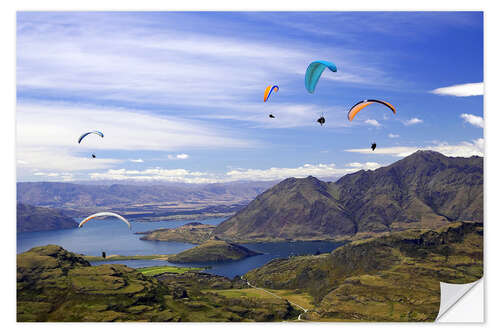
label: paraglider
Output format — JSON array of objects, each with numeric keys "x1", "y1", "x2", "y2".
[
  {"x1": 305, "y1": 60, "x2": 337, "y2": 93},
  {"x1": 269, "y1": 114, "x2": 275, "y2": 118},
  {"x1": 371, "y1": 142, "x2": 377, "y2": 151},
  {"x1": 77, "y1": 130, "x2": 104, "y2": 144},
  {"x1": 317, "y1": 115, "x2": 326, "y2": 126},
  {"x1": 347, "y1": 99, "x2": 396, "y2": 121},
  {"x1": 264, "y1": 85, "x2": 279, "y2": 102},
  {"x1": 79, "y1": 212, "x2": 131, "y2": 230}
]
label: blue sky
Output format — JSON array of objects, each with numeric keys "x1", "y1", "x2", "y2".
[{"x1": 16, "y1": 11, "x2": 484, "y2": 183}]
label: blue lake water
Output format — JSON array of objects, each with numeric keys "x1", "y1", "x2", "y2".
[{"x1": 17, "y1": 217, "x2": 344, "y2": 278}]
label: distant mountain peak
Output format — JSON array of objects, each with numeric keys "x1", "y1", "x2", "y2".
[{"x1": 214, "y1": 151, "x2": 483, "y2": 242}]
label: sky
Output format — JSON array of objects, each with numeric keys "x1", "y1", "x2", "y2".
[{"x1": 16, "y1": 11, "x2": 484, "y2": 183}]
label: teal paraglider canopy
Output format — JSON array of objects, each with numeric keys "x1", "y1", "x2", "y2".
[{"x1": 305, "y1": 60, "x2": 337, "y2": 93}]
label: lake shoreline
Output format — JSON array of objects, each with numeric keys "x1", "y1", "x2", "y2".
[{"x1": 18, "y1": 216, "x2": 345, "y2": 278}]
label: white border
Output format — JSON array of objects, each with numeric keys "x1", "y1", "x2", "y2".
[{"x1": 3, "y1": 1, "x2": 498, "y2": 332}]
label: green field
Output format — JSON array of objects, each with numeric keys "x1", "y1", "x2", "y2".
[
  {"x1": 136, "y1": 265, "x2": 203, "y2": 276},
  {"x1": 83, "y1": 254, "x2": 171, "y2": 262},
  {"x1": 209, "y1": 288, "x2": 313, "y2": 309}
]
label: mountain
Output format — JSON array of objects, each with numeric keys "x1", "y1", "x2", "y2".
[
  {"x1": 214, "y1": 176, "x2": 355, "y2": 241},
  {"x1": 17, "y1": 245, "x2": 297, "y2": 322},
  {"x1": 243, "y1": 221, "x2": 483, "y2": 321},
  {"x1": 168, "y1": 240, "x2": 261, "y2": 263},
  {"x1": 214, "y1": 151, "x2": 483, "y2": 242},
  {"x1": 17, "y1": 181, "x2": 274, "y2": 211},
  {"x1": 17, "y1": 203, "x2": 78, "y2": 232}
]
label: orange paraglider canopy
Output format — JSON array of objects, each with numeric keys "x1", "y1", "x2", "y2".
[
  {"x1": 348, "y1": 99, "x2": 396, "y2": 121},
  {"x1": 264, "y1": 85, "x2": 279, "y2": 102}
]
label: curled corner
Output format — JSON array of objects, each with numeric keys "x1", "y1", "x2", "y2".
[{"x1": 436, "y1": 278, "x2": 483, "y2": 322}]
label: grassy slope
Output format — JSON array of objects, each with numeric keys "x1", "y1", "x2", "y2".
[
  {"x1": 136, "y1": 266, "x2": 203, "y2": 276},
  {"x1": 17, "y1": 245, "x2": 298, "y2": 322},
  {"x1": 244, "y1": 221, "x2": 483, "y2": 322},
  {"x1": 210, "y1": 288, "x2": 314, "y2": 310},
  {"x1": 83, "y1": 254, "x2": 171, "y2": 262},
  {"x1": 168, "y1": 240, "x2": 261, "y2": 263}
]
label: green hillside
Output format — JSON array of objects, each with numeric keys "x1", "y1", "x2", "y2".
[
  {"x1": 17, "y1": 245, "x2": 298, "y2": 322},
  {"x1": 244, "y1": 221, "x2": 483, "y2": 321}
]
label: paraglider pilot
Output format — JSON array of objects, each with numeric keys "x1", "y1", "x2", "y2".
[{"x1": 317, "y1": 116, "x2": 325, "y2": 126}]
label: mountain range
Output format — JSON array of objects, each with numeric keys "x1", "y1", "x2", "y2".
[
  {"x1": 214, "y1": 151, "x2": 483, "y2": 242},
  {"x1": 17, "y1": 181, "x2": 275, "y2": 209}
]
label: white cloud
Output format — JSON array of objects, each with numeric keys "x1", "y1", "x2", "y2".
[
  {"x1": 461, "y1": 113, "x2": 484, "y2": 128},
  {"x1": 365, "y1": 119, "x2": 381, "y2": 127},
  {"x1": 345, "y1": 138, "x2": 484, "y2": 158},
  {"x1": 17, "y1": 103, "x2": 252, "y2": 152},
  {"x1": 129, "y1": 159, "x2": 144, "y2": 163},
  {"x1": 89, "y1": 168, "x2": 216, "y2": 184},
  {"x1": 16, "y1": 16, "x2": 306, "y2": 110},
  {"x1": 16, "y1": 102, "x2": 254, "y2": 173},
  {"x1": 430, "y1": 82, "x2": 484, "y2": 97},
  {"x1": 197, "y1": 103, "x2": 347, "y2": 129},
  {"x1": 403, "y1": 118, "x2": 423, "y2": 126},
  {"x1": 168, "y1": 153, "x2": 189, "y2": 160},
  {"x1": 75, "y1": 160, "x2": 388, "y2": 183},
  {"x1": 345, "y1": 162, "x2": 382, "y2": 170},
  {"x1": 225, "y1": 162, "x2": 382, "y2": 181},
  {"x1": 32, "y1": 171, "x2": 74, "y2": 182},
  {"x1": 17, "y1": 147, "x2": 121, "y2": 172},
  {"x1": 388, "y1": 133, "x2": 400, "y2": 138}
]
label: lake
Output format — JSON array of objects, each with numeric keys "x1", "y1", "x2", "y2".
[{"x1": 17, "y1": 217, "x2": 344, "y2": 278}]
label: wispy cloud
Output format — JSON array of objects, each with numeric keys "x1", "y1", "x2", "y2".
[
  {"x1": 17, "y1": 12, "x2": 397, "y2": 123},
  {"x1": 89, "y1": 168, "x2": 215, "y2": 184},
  {"x1": 198, "y1": 103, "x2": 348, "y2": 129},
  {"x1": 403, "y1": 118, "x2": 423, "y2": 126},
  {"x1": 16, "y1": 102, "x2": 255, "y2": 173},
  {"x1": 225, "y1": 162, "x2": 382, "y2": 181},
  {"x1": 168, "y1": 153, "x2": 189, "y2": 160},
  {"x1": 32, "y1": 171, "x2": 74, "y2": 182},
  {"x1": 346, "y1": 138, "x2": 484, "y2": 157},
  {"x1": 88, "y1": 160, "x2": 387, "y2": 183},
  {"x1": 129, "y1": 159, "x2": 144, "y2": 163},
  {"x1": 17, "y1": 147, "x2": 122, "y2": 172},
  {"x1": 461, "y1": 113, "x2": 484, "y2": 128},
  {"x1": 345, "y1": 162, "x2": 382, "y2": 170},
  {"x1": 388, "y1": 133, "x2": 400, "y2": 138},
  {"x1": 430, "y1": 82, "x2": 483, "y2": 97},
  {"x1": 365, "y1": 119, "x2": 381, "y2": 127}
]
